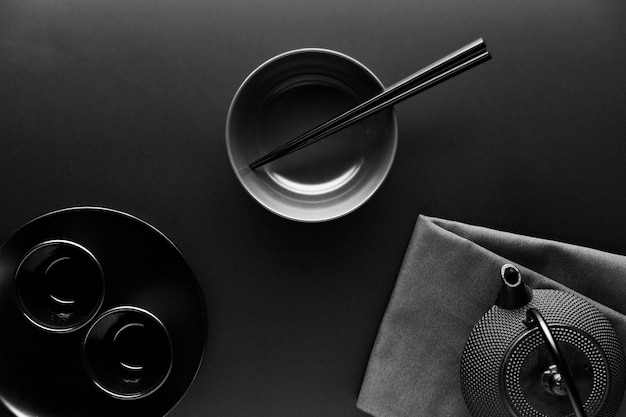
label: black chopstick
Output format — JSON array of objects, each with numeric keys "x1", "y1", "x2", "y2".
[
  {"x1": 265, "y1": 49, "x2": 491, "y2": 163},
  {"x1": 249, "y1": 38, "x2": 491, "y2": 170}
]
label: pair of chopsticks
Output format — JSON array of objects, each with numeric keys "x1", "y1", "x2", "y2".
[{"x1": 248, "y1": 38, "x2": 491, "y2": 170}]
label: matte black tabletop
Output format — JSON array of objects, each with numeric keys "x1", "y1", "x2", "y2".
[{"x1": 1, "y1": 1, "x2": 626, "y2": 416}]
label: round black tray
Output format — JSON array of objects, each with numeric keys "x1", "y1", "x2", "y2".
[{"x1": 0, "y1": 207, "x2": 206, "y2": 417}]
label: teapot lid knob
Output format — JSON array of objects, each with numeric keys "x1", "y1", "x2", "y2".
[{"x1": 495, "y1": 264, "x2": 533, "y2": 310}]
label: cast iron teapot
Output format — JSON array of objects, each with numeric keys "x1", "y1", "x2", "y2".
[{"x1": 460, "y1": 264, "x2": 626, "y2": 417}]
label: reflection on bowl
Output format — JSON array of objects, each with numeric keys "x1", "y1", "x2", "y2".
[
  {"x1": 82, "y1": 306, "x2": 173, "y2": 400},
  {"x1": 226, "y1": 48, "x2": 397, "y2": 222},
  {"x1": 14, "y1": 240, "x2": 105, "y2": 333},
  {"x1": 267, "y1": 159, "x2": 363, "y2": 196}
]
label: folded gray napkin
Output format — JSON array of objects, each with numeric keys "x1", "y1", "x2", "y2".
[{"x1": 357, "y1": 215, "x2": 626, "y2": 417}]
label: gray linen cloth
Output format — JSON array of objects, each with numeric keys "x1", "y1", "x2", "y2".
[{"x1": 357, "y1": 215, "x2": 626, "y2": 417}]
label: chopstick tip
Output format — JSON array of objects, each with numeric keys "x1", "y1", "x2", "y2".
[{"x1": 238, "y1": 165, "x2": 254, "y2": 173}]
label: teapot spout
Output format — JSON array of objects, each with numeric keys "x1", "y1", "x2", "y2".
[{"x1": 495, "y1": 264, "x2": 533, "y2": 310}]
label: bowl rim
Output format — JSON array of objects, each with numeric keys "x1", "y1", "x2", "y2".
[{"x1": 225, "y1": 47, "x2": 398, "y2": 222}]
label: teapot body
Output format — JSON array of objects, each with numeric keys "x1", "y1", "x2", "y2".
[{"x1": 460, "y1": 266, "x2": 626, "y2": 417}]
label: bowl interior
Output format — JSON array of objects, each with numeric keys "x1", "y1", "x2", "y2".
[{"x1": 227, "y1": 49, "x2": 397, "y2": 222}]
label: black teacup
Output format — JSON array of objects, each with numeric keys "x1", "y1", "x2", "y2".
[
  {"x1": 14, "y1": 240, "x2": 105, "y2": 332},
  {"x1": 82, "y1": 306, "x2": 173, "y2": 400}
]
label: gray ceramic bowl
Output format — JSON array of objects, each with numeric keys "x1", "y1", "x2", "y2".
[{"x1": 226, "y1": 48, "x2": 398, "y2": 222}]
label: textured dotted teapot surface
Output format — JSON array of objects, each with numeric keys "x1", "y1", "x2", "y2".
[{"x1": 461, "y1": 289, "x2": 626, "y2": 417}]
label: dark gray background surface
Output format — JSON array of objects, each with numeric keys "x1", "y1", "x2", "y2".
[{"x1": 1, "y1": 0, "x2": 626, "y2": 416}]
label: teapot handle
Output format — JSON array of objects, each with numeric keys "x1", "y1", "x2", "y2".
[{"x1": 524, "y1": 308, "x2": 587, "y2": 417}]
